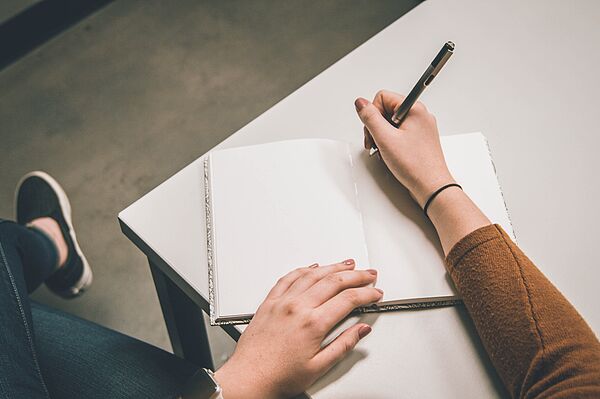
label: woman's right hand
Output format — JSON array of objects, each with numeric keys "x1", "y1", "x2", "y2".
[
  {"x1": 355, "y1": 90, "x2": 491, "y2": 254},
  {"x1": 354, "y1": 90, "x2": 455, "y2": 208}
]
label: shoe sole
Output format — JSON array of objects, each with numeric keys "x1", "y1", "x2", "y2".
[{"x1": 15, "y1": 171, "x2": 93, "y2": 297}]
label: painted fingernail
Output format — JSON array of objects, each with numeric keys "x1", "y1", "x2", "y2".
[
  {"x1": 354, "y1": 97, "x2": 369, "y2": 112},
  {"x1": 366, "y1": 269, "x2": 378, "y2": 275},
  {"x1": 309, "y1": 263, "x2": 319, "y2": 268},
  {"x1": 358, "y1": 325, "x2": 372, "y2": 339},
  {"x1": 343, "y1": 259, "x2": 354, "y2": 265}
]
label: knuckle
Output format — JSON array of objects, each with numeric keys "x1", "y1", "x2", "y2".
[
  {"x1": 343, "y1": 289, "x2": 360, "y2": 304},
  {"x1": 257, "y1": 298, "x2": 274, "y2": 313},
  {"x1": 342, "y1": 338, "x2": 355, "y2": 353},
  {"x1": 375, "y1": 89, "x2": 387, "y2": 99},
  {"x1": 302, "y1": 271, "x2": 321, "y2": 286},
  {"x1": 360, "y1": 107, "x2": 374, "y2": 120},
  {"x1": 370, "y1": 288, "x2": 383, "y2": 300},
  {"x1": 305, "y1": 359, "x2": 322, "y2": 375},
  {"x1": 285, "y1": 267, "x2": 303, "y2": 279},
  {"x1": 280, "y1": 299, "x2": 301, "y2": 315},
  {"x1": 293, "y1": 267, "x2": 310, "y2": 279},
  {"x1": 360, "y1": 270, "x2": 376, "y2": 281},
  {"x1": 276, "y1": 276, "x2": 287, "y2": 285},
  {"x1": 302, "y1": 314, "x2": 322, "y2": 332},
  {"x1": 325, "y1": 273, "x2": 345, "y2": 286}
]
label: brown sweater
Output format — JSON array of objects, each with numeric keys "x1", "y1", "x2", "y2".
[{"x1": 445, "y1": 224, "x2": 600, "y2": 398}]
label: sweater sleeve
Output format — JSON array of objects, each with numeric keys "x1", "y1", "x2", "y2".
[{"x1": 445, "y1": 224, "x2": 600, "y2": 398}]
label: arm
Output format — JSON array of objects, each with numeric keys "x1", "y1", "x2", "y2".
[{"x1": 356, "y1": 91, "x2": 600, "y2": 398}]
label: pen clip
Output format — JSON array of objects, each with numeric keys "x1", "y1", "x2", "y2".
[{"x1": 430, "y1": 41, "x2": 454, "y2": 76}]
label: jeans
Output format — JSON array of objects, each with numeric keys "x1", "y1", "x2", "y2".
[{"x1": 0, "y1": 220, "x2": 199, "y2": 398}]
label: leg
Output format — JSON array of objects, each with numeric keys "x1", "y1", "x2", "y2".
[
  {"x1": 1, "y1": 220, "x2": 59, "y2": 294},
  {"x1": 32, "y1": 301, "x2": 199, "y2": 399},
  {"x1": 0, "y1": 220, "x2": 58, "y2": 398},
  {"x1": 0, "y1": 220, "x2": 199, "y2": 398},
  {"x1": 15, "y1": 171, "x2": 93, "y2": 298},
  {"x1": 149, "y1": 259, "x2": 214, "y2": 369}
]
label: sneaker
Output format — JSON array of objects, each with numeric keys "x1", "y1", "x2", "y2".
[{"x1": 15, "y1": 171, "x2": 92, "y2": 298}]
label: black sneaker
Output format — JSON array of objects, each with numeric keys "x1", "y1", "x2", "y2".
[{"x1": 15, "y1": 171, "x2": 92, "y2": 298}]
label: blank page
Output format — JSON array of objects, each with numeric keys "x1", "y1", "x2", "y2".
[
  {"x1": 353, "y1": 132, "x2": 513, "y2": 301},
  {"x1": 208, "y1": 139, "x2": 369, "y2": 322}
]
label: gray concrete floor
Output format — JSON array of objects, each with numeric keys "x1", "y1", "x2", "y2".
[
  {"x1": 0, "y1": 0, "x2": 420, "y2": 366},
  {"x1": 0, "y1": 0, "x2": 39, "y2": 24}
]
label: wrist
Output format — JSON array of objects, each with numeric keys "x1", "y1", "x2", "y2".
[
  {"x1": 422, "y1": 183, "x2": 463, "y2": 218},
  {"x1": 426, "y1": 187, "x2": 491, "y2": 255},
  {"x1": 425, "y1": 185, "x2": 465, "y2": 217},
  {"x1": 214, "y1": 364, "x2": 253, "y2": 399},
  {"x1": 410, "y1": 173, "x2": 457, "y2": 209},
  {"x1": 215, "y1": 360, "x2": 277, "y2": 399}
]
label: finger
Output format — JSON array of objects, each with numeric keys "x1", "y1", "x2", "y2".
[
  {"x1": 303, "y1": 269, "x2": 378, "y2": 307},
  {"x1": 372, "y1": 90, "x2": 406, "y2": 120},
  {"x1": 285, "y1": 260, "x2": 356, "y2": 297},
  {"x1": 311, "y1": 323, "x2": 372, "y2": 374},
  {"x1": 266, "y1": 264, "x2": 317, "y2": 299},
  {"x1": 317, "y1": 286, "x2": 383, "y2": 329},
  {"x1": 363, "y1": 126, "x2": 375, "y2": 150},
  {"x1": 355, "y1": 98, "x2": 396, "y2": 146}
]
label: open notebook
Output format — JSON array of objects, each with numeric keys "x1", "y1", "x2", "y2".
[{"x1": 204, "y1": 133, "x2": 514, "y2": 325}]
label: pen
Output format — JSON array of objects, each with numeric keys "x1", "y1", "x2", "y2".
[
  {"x1": 370, "y1": 41, "x2": 455, "y2": 156},
  {"x1": 352, "y1": 295, "x2": 463, "y2": 315}
]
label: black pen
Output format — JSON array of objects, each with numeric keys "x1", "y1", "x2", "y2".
[
  {"x1": 352, "y1": 295, "x2": 463, "y2": 315},
  {"x1": 370, "y1": 41, "x2": 455, "y2": 156}
]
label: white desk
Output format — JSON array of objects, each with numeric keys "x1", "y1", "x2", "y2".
[{"x1": 119, "y1": 0, "x2": 600, "y2": 397}]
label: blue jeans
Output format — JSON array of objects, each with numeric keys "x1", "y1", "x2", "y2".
[{"x1": 0, "y1": 220, "x2": 199, "y2": 398}]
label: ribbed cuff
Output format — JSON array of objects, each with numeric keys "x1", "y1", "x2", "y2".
[{"x1": 445, "y1": 224, "x2": 507, "y2": 270}]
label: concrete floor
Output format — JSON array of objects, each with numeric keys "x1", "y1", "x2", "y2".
[
  {"x1": 0, "y1": 0, "x2": 420, "y2": 365},
  {"x1": 0, "y1": 0, "x2": 39, "y2": 24}
]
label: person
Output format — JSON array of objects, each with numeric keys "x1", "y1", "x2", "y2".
[{"x1": 1, "y1": 91, "x2": 598, "y2": 399}]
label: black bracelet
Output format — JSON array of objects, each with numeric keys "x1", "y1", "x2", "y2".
[{"x1": 423, "y1": 183, "x2": 463, "y2": 218}]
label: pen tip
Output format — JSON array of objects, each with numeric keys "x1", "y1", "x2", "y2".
[{"x1": 446, "y1": 41, "x2": 455, "y2": 50}]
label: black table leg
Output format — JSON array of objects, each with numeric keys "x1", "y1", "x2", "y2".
[{"x1": 149, "y1": 258, "x2": 214, "y2": 369}]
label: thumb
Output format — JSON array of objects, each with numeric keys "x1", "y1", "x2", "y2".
[
  {"x1": 313, "y1": 323, "x2": 372, "y2": 373},
  {"x1": 355, "y1": 98, "x2": 393, "y2": 142}
]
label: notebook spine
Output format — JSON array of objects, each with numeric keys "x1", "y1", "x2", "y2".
[{"x1": 205, "y1": 157, "x2": 218, "y2": 325}]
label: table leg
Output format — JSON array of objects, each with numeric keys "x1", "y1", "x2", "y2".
[{"x1": 148, "y1": 258, "x2": 214, "y2": 369}]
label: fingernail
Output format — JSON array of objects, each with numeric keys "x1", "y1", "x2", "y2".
[
  {"x1": 354, "y1": 97, "x2": 369, "y2": 112},
  {"x1": 343, "y1": 259, "x2": 354, "y2": 265},
  {"x1": 358, "y1": 325, "x2": 372, "y2": 339},
  {"x1": 366, "y1": 269, "x2": 377, "y2": 275},
  {"x1": 309, "y1": 263, "x2": 319, "y2": 268},
  {"x1": 375, "y1": 287, "x2": 384, "y2": 295}
]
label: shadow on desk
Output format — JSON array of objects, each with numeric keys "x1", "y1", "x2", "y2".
[
  {"x1": 358, "y1": 150, "x2": 444, "y2": 261},
  {"x1": 309, "y1": 313, "x2": 380, "y2": 397}
]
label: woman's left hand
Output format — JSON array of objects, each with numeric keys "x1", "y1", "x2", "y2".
[{"x1": 214, "y1": 259, "x2": 382, "y2": 399}]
